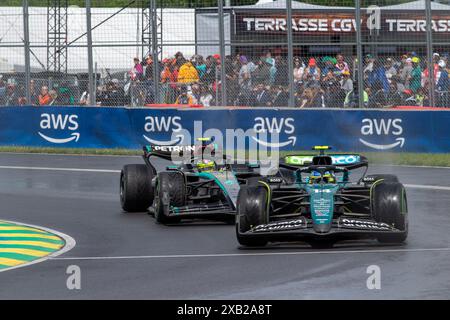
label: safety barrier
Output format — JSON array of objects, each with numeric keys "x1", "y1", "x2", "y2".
[{"x1": 0, "y1": 106, "x2": 449, "y2": 152}]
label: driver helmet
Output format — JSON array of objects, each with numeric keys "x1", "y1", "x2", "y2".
[
  {"x1": 308, "y1": 171, "x2": 322, "y2": 184},
  {"x1": 196, "y1": 159, "x2": 216, "y2": 172},
  {"x1": 308, "y1": 170, "x2": 336, "y2": 184},
  {"x1": 323, "y1": 171, "x2": 336, "y2": 183}
]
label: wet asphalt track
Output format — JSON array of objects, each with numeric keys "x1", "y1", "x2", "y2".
[{"x1": 0, "y1": 153, "x2": 449, "y2": 299}]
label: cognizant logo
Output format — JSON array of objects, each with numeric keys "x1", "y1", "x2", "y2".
[
  {"x1": 38, "y1": 113, "x2": 80, "y2": 144},
  {"x1": 359, "y1": 118, "x2": 405, "y2": 150}
]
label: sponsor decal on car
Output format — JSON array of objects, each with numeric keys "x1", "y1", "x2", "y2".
[
  {"x1": 331, "y1": 155, "x2": 360, "y2": 165},
  {"x1": 284, "y1": 155, "x2": 361, "y2": 166},
  {"x1": 284, "y1": 155, "x2": 313, "y2": 165},
  {"x1": 311, "y1": 197, "x2": 333, "y2": 223},
  {"x1": 267, "y1": 177, "x2": 283, "y2": 183},
  {"x1": 152, "y1": 145, "x2": 196, "y2": 152},
  {"x1": 251, "y1": 218, "x2": 306, "y2": 232},
  {"x1": 339, "y1": 218, "x2": 392, "y2": 231}
]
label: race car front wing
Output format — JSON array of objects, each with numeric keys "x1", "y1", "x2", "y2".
[
  {"x1": 238, "y1": 217, "x2": 405, "y2": 241},
  {"x1": 168, "y1": 203, "x2": 235, "y2": 217}
]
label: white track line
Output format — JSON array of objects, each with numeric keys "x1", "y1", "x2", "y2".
[
  {"x1": 0, "y1": 152, "x2": 140, "y2": 158},
  {"x1": 0, "y1": 166, "x2": 120, "y2": 173},
  {"x1": 2, "y1": 152, "x2": 450, "y2": 169},
  {"x1": 404, "y1": 184, "x2": 450, "y2": 191},
  {"x1": 51, "y1": 247, "x2": 450, "y2": 261},
  {"x1": 377, "y1": 164, "x2": 450, "y2": 170},
  {"x1": 0, "y1": 220, "x2": 76, "y2": 273}
]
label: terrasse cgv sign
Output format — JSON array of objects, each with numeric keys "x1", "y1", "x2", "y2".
[{"x1": 237, "y1": 6, "x2": 450, "y2": 35}]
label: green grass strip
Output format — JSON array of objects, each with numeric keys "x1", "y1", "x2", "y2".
[
  {"x1": 0, "y1": 237, "x2": 64, "y2": 244},
  {"x1": 0, "y1": 264, "x2": 10, "y2": 269}
]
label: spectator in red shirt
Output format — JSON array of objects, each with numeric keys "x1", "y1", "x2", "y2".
[{"x1": 422, "y1": 53, "x2": 440, "y2": 87}]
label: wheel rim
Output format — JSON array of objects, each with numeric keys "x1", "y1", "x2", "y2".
[
  {"x1": 154, "y1": 182, "x2": 161, "y2": 219},
  {"x1": 120, "y1": 173, "x2": 125, "y2": 206}
]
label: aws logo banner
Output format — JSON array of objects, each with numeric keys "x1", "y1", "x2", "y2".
[
  {"x1": 253, "y1": 117, "x2": 296, "y2": 148},
  {"x1": 359, "y1": 118, "x2": 405, "y2": 150},
  {"x1": 1, "y1": 106, "x2": 446, "y2": 152},
  {"x1": 38, "y1": 113, "x2": 80, "y2": 144},
  {"x1": 143, "y1": 115, "x2": 185, "y2": 145}
]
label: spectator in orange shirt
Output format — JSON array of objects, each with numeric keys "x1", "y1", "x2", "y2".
[
  {"x1": 161, "y1": 58, "x2": 177, "y2": 103},
  {"x1": 38, "y1": 86, "x2": 52, "y2": 105},
  {"x1": 161, "y1": 58, "x2": 176, "y2": 84}
]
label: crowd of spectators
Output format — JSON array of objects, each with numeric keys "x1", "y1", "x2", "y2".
[
  {"x1": 0, "y1": 77, "x2": 76, "y2": 106},
  {"x1": 121, "y1": 53, "x2": 220, "y2": 107},
  {"x1": 1, "y1": 50, "x2": 450, "y2": 108},
  {"x1": 94, "y1": 50, "x2": 450, "y2": 108}
]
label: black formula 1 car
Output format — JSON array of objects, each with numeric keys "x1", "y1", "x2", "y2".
[
  {"x1": 120, "y1": 140, "x2": 261, "y2": 224},
  {"x1": 236, "y1": 146, "x2": 408, "y2": 247}
]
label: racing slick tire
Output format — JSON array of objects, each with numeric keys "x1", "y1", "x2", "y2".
[
  {"x1": 364, "y1": 174, "x2": 399, "y2": 184},
  {"x1": 236, "y1": 185, "x2": 269, "y2": 247},
  {"x1": 372, "y1": 182, "x2": 408, "y2": 243},
  {"x1": 120, "y1": 164, "x2": 154, "y2": 212},
  {"x1": 154, "y1": 172, "x2": 185, "y2": 224}
]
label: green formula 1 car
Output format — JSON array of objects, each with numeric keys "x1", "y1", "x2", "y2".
[
  {"x1": 120, "y1": 139, "x2": 261, "y2": 224},
  {"x1": 236, "y1": 146, "x2": 408, "y2": 247}
]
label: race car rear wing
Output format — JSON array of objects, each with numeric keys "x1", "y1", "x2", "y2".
[
  {"x1": 142, "y1": 138, "x2": 218, "y2": 165},
  {"x1": 280, "y1": 154, "x2": 368, "y2": 170}
]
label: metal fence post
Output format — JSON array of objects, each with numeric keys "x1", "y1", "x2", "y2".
[
  {"x1": 287, "y1": 0, "x2": 295, "y2": 108},
  {"x1": 22, "y1": 0, "x2": 31, "y2": 105},
  {"x1": 218, "y1": 0, "x2": 227, "y2": 106},
  {"x1": 86, "y1": 0, "x2": 95, "y2": 106},
  {"x1": 425, "y1": 0, "x2": 435, "y2": 108},
  {"x1": 151, "y1": 0, "x2": 159, "y2": 104},
  {"x1": 355, "y1": 0, "x2": 365, "y2": 109}
]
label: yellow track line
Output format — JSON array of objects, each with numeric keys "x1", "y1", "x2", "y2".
[
  {"x1": 0, "y1": 220, "x2": 75, "y2": 273},
  {"x1": 0, "y1": 257, "x2": 26, "y2": 267},
  {"x1": 0, "y1": 241, "x2": 63, "y2": 250},
  {"x1": 0, "y1": 233, "x2": 61, "y2": 240},
  {"x1": 0, "y1": 248, "x2": 50, "y2": 257}
]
